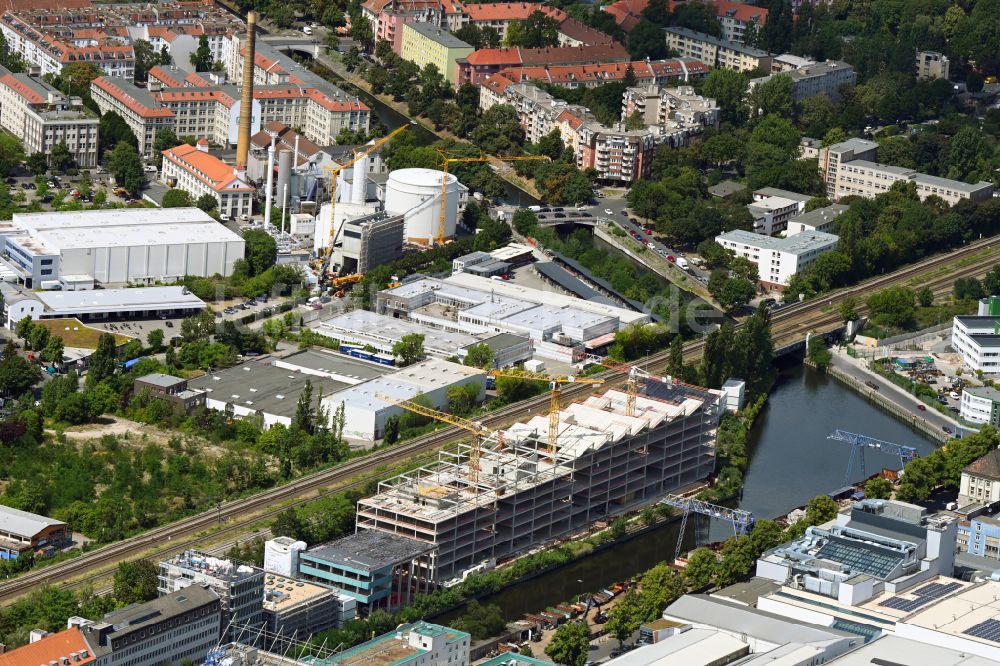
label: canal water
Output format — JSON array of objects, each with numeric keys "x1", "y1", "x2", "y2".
[{"x1": 437, "y1": 364, "x2": 939, "y2": 622}]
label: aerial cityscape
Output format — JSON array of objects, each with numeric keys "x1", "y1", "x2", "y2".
[{"x1": 0, "y1": 0, "x2": 995, "y2": 664}]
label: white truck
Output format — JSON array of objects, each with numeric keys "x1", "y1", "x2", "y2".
[{"x1": 676, "y1": 257, "x2": 689, "y2": 270}]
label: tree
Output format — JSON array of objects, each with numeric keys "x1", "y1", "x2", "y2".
[
  {"x1": 392, "y1": 333, "x2": 425, "y2": 366},
  {"x1": 243, "y1": 229, "x2": 278, "y2": 276},
  {"x1": 759, "y1": 0, "x2": 793, "y2": 53},
  {"x1": 41, "y1": 336, "x2": 64, "y2": 365},
  {"x1": 25, "y1": 152, "x2": 48, "y2": 176},
  {"x1": 196, "y1": 192, "x2": 218, "y2": 213},
  {"x1": 0, "y1": 134, "x2": 23, "y2": 177},
  {"x1": 747, "y1": 74, "x2": 794, "y2": 119},
  {"x1": 293, "y1": 379, "x2": 316, "y2": 434},
  {"x1": 161, "y1": 188, "x2": 192, "y2": 208},
  {"x1": 604, "y1": 589, "x2": 643, "y2": 646},
  {"x1": 803, "y1": 495, "x2": 838, "y2": 526},
  {"x1": 464, "y1": 343, "x2": 494, "y2": 369},
  {"x1": 86, "y1": 333, "x2": 118, "y2": 389},
  {"x1": 683, "y1": 548, "x2": 717, "y2": 590},
  {"x1": 132, "y1": 39, "x2": 161, "y2": 82},
  {"x1": 99, "y1": 112, "x2": 138, "y2": 156},
  {"x1": 14, "y1": 316, "x2": 34, "y2": 343},
  {"x1": 545, "y1": 621, "x2": 590, "y2": 666},
  {"x1": 113, "y1": 560, "x2": 159, "y2": 605},
  {"x1": 866, "y1": 286, "x2": 915, "y2": 329},
  {"x1": 865, "y1": 477, "x2": 893, "y2": 500},
  {"x1": 49, "y1": 140, "x2": 73, "y2": 172},
  {"x1": 0, "y1": 339, "x2": 40, "y2": 396},
  {"x1": 985, "y1": 266, "x2": 1000, "y2": 296},
  {"x1": 453, "y1": 601, "x2": 507, "y2": 639},
  {"x1": 807, "y1": 335, "x2": 831, "y2": 369},
  {"x1": 506, "y1": 11, "x2": 560, "y2": 48},
  {"x1": 955, "y1": 277, "x2": 985, "y2": 301},
  {"x1": 471, "y1": 104, "x2": 525, "y2": 154},
  {"x1": 190, "y1": 35, "x2": 213, "y2": 71},
  {"x1": 107, "y1": 141, "x2": 145, "y2": 197},
  {"x1": 627, "y1": 20, "x2": 668, "y2": 60},
  {"x1": 701, "y1": 69, "x2": 749, "y2": 126},
  {"x1": 917, "y1": 286, "x2": 934, "y2": 308},
  {"x1": 151, "y1": 127, "x2": 181, "y2": 169},
  {"x1": 28, "y1": 324, "x2": 50, "y2": 352},
  {"x1": 146, "y1": 329, "x2": 165, "y2": 352},
  {"x1": 839, "y1": 296, "x2": 859, "y2": 322},
  {"x1": 512, "y1": 209, "x2": 539, "y2": 235}
]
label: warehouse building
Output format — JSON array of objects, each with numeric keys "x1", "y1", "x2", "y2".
[
  {"x1": 0, "y1": 208, "x2": 244, "y2": 287},
  {"x1": 320, "y1": 358, "x2": 488, "y2": 442},
  {"x1": 0, "y1": 284, "x2": 206, "y2": 328},
  {"x1": 354, "y1": 378, "x2": 722, "y2": 581},
  {"x1": 312, "y1": 310, "x2": 533, "y2": 366},
  {"x1": 0, "y1": 505, "x2": 71, "y2": 560}
]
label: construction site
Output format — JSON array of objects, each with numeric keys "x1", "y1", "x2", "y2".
[{"x1": 355, "y1": 376, "x2": 724, "y2": 583}]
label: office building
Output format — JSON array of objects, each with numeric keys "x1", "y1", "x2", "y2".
[
  {"x1": 749, "y1": 60, "x2": 856, "y2": 101},
  {"x1": 959, "y1": 449, "x2": 1000, "y2": 507},
  {"x1": 0, "y1": 504, "x2": 71, "y2": 560},
  {"x1": 76, "y1": 586, "x2": 221, "y2": 666},
  {"x1": 158, "y1": 551, "x2": 265, "y2": 643},
  {"x1": 952, "y1": 315, "x2": 1000, "y2": 376},
  {"x1": 262, "y1": 572, "x2": 356, "y2": 648},
  {"x1": 0, "y1": 66, "x2": 99, "y2": 167},
  {"x1": 715, "y1": 229, "x2": 839, "y2": 291},
  {"x1": 917, "y1": 51, "x2": 950, "y2": 81},
  {"x1": 355, "y1": 379, "x2": 722, "y2": 581},
  {"x1": 819, "y1": 137, "x2": 995, "y2": 204},
  {"x1": 399, "y1": 23, "x2": 473, "y2": 86},
  {"x1": 961, "y1": 386, "x2": 1000, "y2": 428},
  {"x1": 664, "y1": 27, "x2": 772, "y2": 73},
  {"x1": 756, "y1": 499, "x2": 957, "y2": 604},
  {"x1": 1, "y1": 284, "x2": 206, "y2": 328},
  {"x1": 785, "y1": 203, "x2": 848, "y2": 236},
  {"x1": 298, "y1": 529, "x2": 437, "y2": 611},
  {"x1": 0, "y1": 208, "x2": 245, "y2": 287},
  {"x1": 746, "y1": 195, "x2": 802, "y2": 236},
  {"x1": 90, "y1": 77, "x2": 175, "y2": 159},
  {"x1": 161, "y1": 142, "x2": 255, "y2": 220},
  {"x1": 133, "y1": 373, "x2": 206, "y2": 413},
  {"x1": 827, "y1": 634, "x2": 1000, "y2": 666}
]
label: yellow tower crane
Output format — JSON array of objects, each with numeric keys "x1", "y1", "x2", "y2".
[
  {"x1": 435, "y1": 154, "x2": 550, "y2": 247},
  {"x1": 489, "y1": 370, "x2": 604, "y2": 453},
  {"x1": 375, "y1": 393, "x2": 498, "y2": 482},
  {"x1": 319, "y1": 123, "x2": 411, "y2": 280}
]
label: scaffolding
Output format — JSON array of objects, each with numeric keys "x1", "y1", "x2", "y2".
[{"x1": 356, "y1": 379, "x2": 724, "y2": 581}]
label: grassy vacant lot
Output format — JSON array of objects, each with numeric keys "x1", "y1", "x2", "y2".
[{"x1": 34, "y1": 318, "x2": 131, "y2": 349}]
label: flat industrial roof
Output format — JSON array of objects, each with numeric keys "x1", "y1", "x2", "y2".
[
  {"x1": 845, "y1": 159, "x2": 916, "y2": 176},
  {"x1": 788, "y1": 204, "x2": 848, "y2": 227},
  {"x1": 275, "y1": 349, "x2": 391, "y2": 382},
  {"x1": 304, "y1": 529, "x2": 434, "y2": 572},
  {"x1": 136, "y1": 373, "x2": 186, "y2": 389},
  {"x1": 263, "y1": 573, "x2": 334, "y2": 610},
  {"x1": 829, "y1": 635, "x2": 998, "y2": 666},
  {"x1": 717, "y1": 229, "x2": 839, "y2": 255},
  {"x1": 606, "y1": 628, "x2": 747, "y2": 666},
  {"x1": 190, "y1": 358, "x2": 351, "y2": 419},
  {"x1": 913, "y1": 173, "x2": 994, "y2": 193},
  {"x1": 314, "y1": 310, "x2": 481, "y2": 352},
  {"x1": 466, "y1": 332, "x2": 532, "y2": 352},
  {"x1": 405, "y1": 22, "x2": 473, "y2": 48},
  {"x1": 8, "y1": 208, "x2": 243, "y2": 251},
  {"x1": 323, "y1": 358, "x2": 486, "y2": 412},
  {"x1": 501, "y1": 303, "x2": 612, "y2": 331},
  {"x1": 37, "y1": 286, "x2": 205, "y2": 314}
]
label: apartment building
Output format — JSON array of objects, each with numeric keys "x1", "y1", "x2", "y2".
[
  {"x1": 665, "y1": 26, "x2": 772, "y2": 72},
  {"x1": 621, "y1": 84, "x2": 719, "y2": 129},
  {"x1": 816, "y1": 137, "x2": 878, "y2": 197},
  {"x1": 458, "y1": 43, "x2": 630, "y2": 86},
  {"x1": 834, "y1": 159, "x2": 994, "y2": 205},
  {"x1": 0, "y1": 66, "x2": 99, "y2": 167},
  {"x1": 361, "y1": 0, "x2": 444, "y2": 54},
  {"x1": 716, "y1": 0, "x2": 768, "y2": 43},
  {"x1": 749, "y1": 60, "x2": 855, "y2": 101},
  {"x1": 499, "y1": 58, "x2": 709, "y2": 89},
  {"x1": 399, "y1": 23, "x2": 474, "y2": 86},
  {"x1": 917, "y1": 50, "x2": 950, "y2": 81},
  {"x1": 78, "y1": 586, "x2": 222, "y2": 666},
  {"x1": 90, "y1": 77, "x2": 174, "y2": 158},
  {"x1": 716, "y1": 229, "x2": 838, "y2": 291},
  {"x1": 162, "y1": 142, "x2": 254, "y2": 219}
]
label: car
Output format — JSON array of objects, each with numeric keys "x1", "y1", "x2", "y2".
[
  {"x1": 950, "y1": 391, "x2": 961, "y2": 399},
  {"x1": 667, "y1": 255, "x2": 675, "y2": 262},
  {"x1": 942, "y1": 425, "x2": 953, "y2": 434},
  {"x1": 917, "y1": 404, "x2": 927, "y2": 411},
  {"x1": 865, "y1": 380, "x2": 880, "y2": 390},
  {"x1": 604, "y1": 209, "x2": 613, "y2": 215},
  {"x1": 4, "y1": 177, "x2": 14, "y2": 185},
  {"x1": 948, "y1": 406, "x2": 959, "y2": 413},
  {"x1": 144, "y1": 165, "x2": 157, "y2": 173},
  {"x1": 240, "y1": 214, "x2": 251, "y2": 222},
  {"x1": 158, "y1": 313, "x2": 168, "y2": 320},
  {"x1": 165, "y1": 320, "x2": 174, "y2": 328},
  {"x1": 644, "y1": 228, "x2": 652, "y2": 235}
]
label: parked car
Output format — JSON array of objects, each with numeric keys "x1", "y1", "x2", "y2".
[
  {"x1": 165, "y1": 320, "x2": 174, "y2": 328},
  {"x1": 942, "y1": 425, "x2": 953, "y2": 434},
  {"x1": 865, "y1": 380, "x2": 880, "y2": 390},
  {"x1": 917, "y1": 404, "x2": 926, "y2": 411}
]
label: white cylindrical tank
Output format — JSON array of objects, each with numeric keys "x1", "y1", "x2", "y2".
[
  {"x1": 351, "y1": 153, "x2": 368, "y2": 204},
  {"x1": 275, "y1": 149, "x2": 292, "y2": 206},
  {"x1": 384, "y1": 168, "x2": 460, "y2": 244}
]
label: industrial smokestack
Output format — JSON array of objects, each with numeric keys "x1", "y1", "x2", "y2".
[
  {"x1": 351, "y1": 152, "x2": 368, "y2": 204},
  {"x1": 264, "y1": 141, "x2": 276, "y2": 227},
  {"x1": 235, "y1": 11, "x2": 258, "y2": 170}
]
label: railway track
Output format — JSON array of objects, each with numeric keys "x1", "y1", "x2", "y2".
[{"x1": 0, "y1": 237, "x2": 995, "y2": 604}]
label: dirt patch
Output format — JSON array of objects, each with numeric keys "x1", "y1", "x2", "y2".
[{"x1": 49, "y1": 416, "x2": 227, "y2": 457}]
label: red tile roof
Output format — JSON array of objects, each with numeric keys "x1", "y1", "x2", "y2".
[
  {"x1": 92, "y1": 77, "x2": 174, "y2": 118},
  {"x1": 148, "y1": 65, "x2": 184, "y2": 88},
  {"x1": 0, "y1": 0, "x2": 91, "y2": 8},
  {"x1": 482, "y1": 73, "x2": 515, "y2": 96},
  {"x1": 603, "y1": 0, "x2": 766, "y2": 32},
  {"x1": 499, "y1": 59, "x2": 706, "y2": 85},
  {"x1": 155, "y1": 88, "x2": 237, "y2": 107},
  {"x1": 463, "y1": 3, "x2": 566, "y2": 22},
  {"x1": 163, "y1": 143, "x2": 254, "y2": 193},
  {"x1": 465, "y1": 43, "x2": 629, "y2": 67},
  {"x1": 0, "y1": 73, "x2": 47, "y2": 104},
  {"x1": 0, "y1": 628, "x2": 95, "y2": 666},
  {"x1": 716, "y1": 0, "x2": 768, "y2": 24},
  {"x1": 965, "y1": 449, "x2": 1000, "y2": 481}
]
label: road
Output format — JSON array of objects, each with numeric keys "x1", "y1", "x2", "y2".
[{"x1": 0, "y1": 234, "x2": 995, "y2": 606}]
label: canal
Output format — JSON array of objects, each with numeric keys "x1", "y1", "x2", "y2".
[{"x1": 437, "y1": 364, "x2": 939, "y2": 623}]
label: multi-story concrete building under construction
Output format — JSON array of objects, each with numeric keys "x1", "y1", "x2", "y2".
[{"x1": 355, "y1": 379, "x2": 722, "y2": 582}]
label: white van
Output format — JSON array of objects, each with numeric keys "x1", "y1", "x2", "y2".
[{"x1": 303, "y1": 26, "x2": 313, "y2": 35}]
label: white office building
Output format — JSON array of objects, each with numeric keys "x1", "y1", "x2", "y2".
[
  {"x1": 952, "y1": 315, "x2": 1000, "y2": 375},
  {"x1": 960, "y1": 386, "x2": 1000, "y2": 427},
  {"x1": 0, "y1": 208, "x2": 244, "y2": 287},
  {"x1": 716, "y1": 229, "x2": 839, "y2": 291}
]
